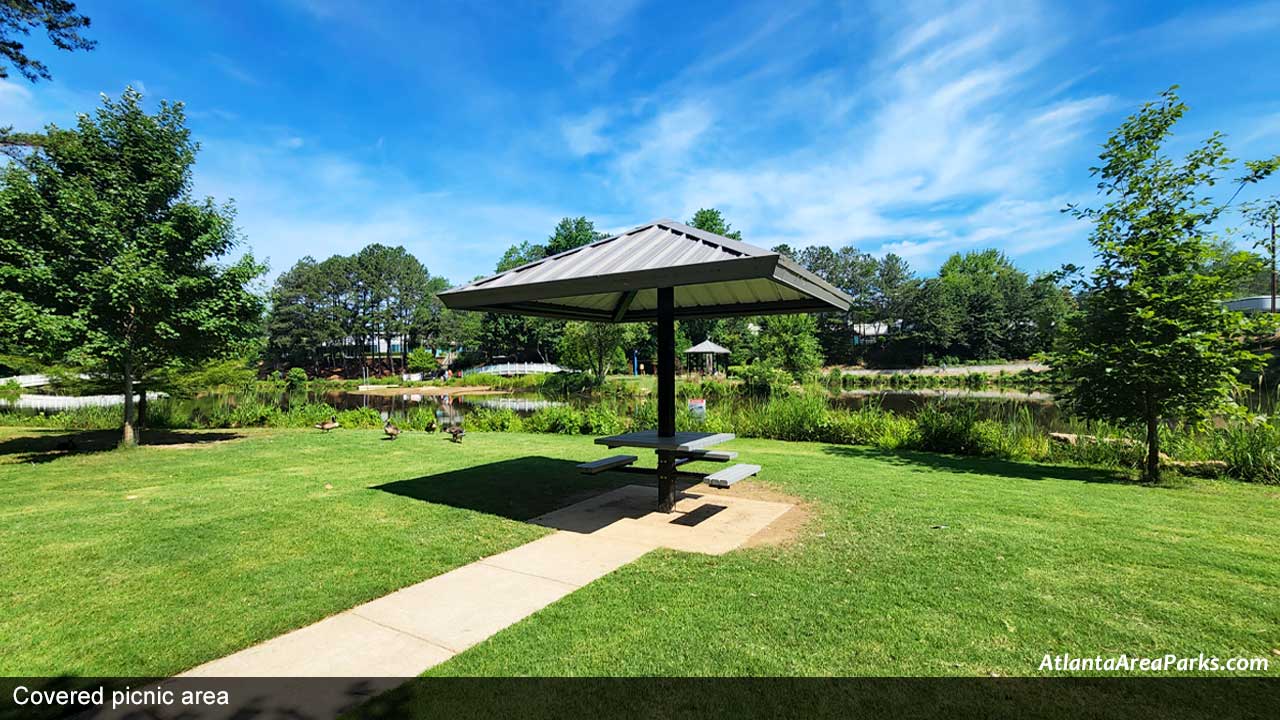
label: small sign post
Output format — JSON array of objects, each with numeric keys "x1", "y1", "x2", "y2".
[{"x1": 688, "y1": 397, "x2": 706, "y2": 421}]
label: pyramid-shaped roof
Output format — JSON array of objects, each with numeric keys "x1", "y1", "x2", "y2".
[
  {"x1": 685, "y1": 339, "x2": 730, "y2": 354},
  {"x1": 438, "y1": 219, "x2": 853, "y2": 322}
]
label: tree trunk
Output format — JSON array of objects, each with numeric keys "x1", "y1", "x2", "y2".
[
  {"x1": 136, "y1": 380, "x2": 148, "y2": 429},
  {"x1": 1144, "y1": 412, "x2": 1160, "y2": 483},
  {"x1": 1270, "y1": 220, "x2": 1276, "y2": 315},
  {"x1": 121, "y1": 355, "x2": 137, "y2": 448}
]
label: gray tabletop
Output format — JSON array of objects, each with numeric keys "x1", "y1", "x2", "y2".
[{"x1": 595, "y1": 430, "x2": 736, "y2": 452}]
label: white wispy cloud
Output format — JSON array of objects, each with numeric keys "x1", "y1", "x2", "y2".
[
  {"x1": 565, "y1": 0, "x2": 1112, "y2": 271},
  {"x1": 561, "y1": 110, "x2": 610, "y2": 156}
]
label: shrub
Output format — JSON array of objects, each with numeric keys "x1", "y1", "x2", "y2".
[
  {"x1": 403, "y1": 406, "x2": 440, "y2": 432},
  {"x1": 336, "y1": 406, "x2": 384, "y2": 429},
  {"x1": 285, "y1": 367, "x2": 308, "y2": 390},
  {"x1": 524, "y1": 405, "x2": 585, "y2": 434},
  {"x1": 735, "y1": 361, "x2": 792, "y2": 397},
  {"x1": 828, "y1": 405, "x2": 916, "y2": 448},
  {"x1": 911, "y1": 403, "x2": 1001, "y2": 456},
  {"x1": 406, "y1": 348, "x2": 437, "y2": 373},
  {"x1": 581, "y1": 406, "x2": 626, "y2": 435},
  {"x1": 467, "y1": 408, "x2": 523, "y2": 432},
  {"x1": 1208, "y1": 420, "x2": 1280, "y2": 484}
]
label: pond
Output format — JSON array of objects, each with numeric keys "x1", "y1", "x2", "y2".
[{"x1": 9, "y1": 382, "x2": 1275, "y2": 430}]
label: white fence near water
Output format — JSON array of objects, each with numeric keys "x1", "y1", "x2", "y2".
[
  {"x1": 466, "y1": 397, "x2": 566, "y2": 411},
  {"x1": 461, "y1": 362, "x2": 570, "y2": 377},
  {"x1": 0, "y1": 392, "x2": 166, "y2": 411}
]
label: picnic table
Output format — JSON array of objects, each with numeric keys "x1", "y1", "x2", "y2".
[{"x1": 586, "y1": 430, "x2": 759, "y2": 510}]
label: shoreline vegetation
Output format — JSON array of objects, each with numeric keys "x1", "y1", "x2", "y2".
[{"x1": 5, "y1": 368, "x2": 1277, "y2": 485}]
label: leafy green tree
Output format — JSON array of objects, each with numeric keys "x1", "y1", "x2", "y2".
[
  {"x1": 755, "y1": 314, "x2": 823, "y2": 379},
  {"x1": 0, "y1": 88, "x2": 265, "y2": 446},
  {"x1": 1052, "y1": 88, "x2": 1277, "y2": 481},
  {"x1": 406, "y1": 347, "x2": 437, "y2": 373},
  {"x1": 558, "y1": 322, "x2": 643, "y2": 376},
  {"x1": 546, "y1": 216, "x2": 607, "y2": 255},
  {"x1": 1025, "y1": 273, "x2": 1073, "y2": 356},
  {"x1": 795, "y1": 245, "x2": 877, "y2": 364},
  {"x1": 935, "y1": 249, "x2": 1033, "y2": 360},
  {"x1": 688, "y1": 208, "x2": 742, "y2": 240},
  {"x1": 1240, "y1": 196, "x2": 1280, "y2": 312},
  {"x1": 267, "y1": 247, "x2": 445, "y2": 374},
  {"x1": 900, "y1": 277, "x2": 962, "y2": 363},
  {"x1": 0, "y1": 0, "x2": 94, "y2": 82}
]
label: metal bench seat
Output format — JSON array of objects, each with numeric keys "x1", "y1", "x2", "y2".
[
  {"x1": 577, "y1": 454, "x2": 638, "y2": 475},
  {"x1": 706, "y1": 463, "x2": 761, "y2": 488}
]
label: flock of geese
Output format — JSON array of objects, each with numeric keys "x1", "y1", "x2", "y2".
[{"x1": 313, "y1": 416, "x2": 466, "y2": 443}]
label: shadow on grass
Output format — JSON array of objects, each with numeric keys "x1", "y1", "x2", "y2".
[
  {"x1": 0, "y1": 428, "x2": 245, "y2": 464},
  {"x1": 374, "y1": 456, "x2": 642, "y2": 522},
  {"x1": 822, "y1": 445, "x2": 1137, "y2": 485}
]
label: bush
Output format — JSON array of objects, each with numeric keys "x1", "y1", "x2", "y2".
[
  {"x1": 911, "y1": 403, "x2": 1002, "y2": 456},
  {"x1": 286, "y1": 367, "x2": 308, "y2": 390},
  {"x1": 581, "y1": 405, "x2": 626, "y2": 435},
  {"x1": 467, "y1": 408, "x2": 523, "y2": 432},
  {"x1": 336, "y1": 406, "x2": 384, "y2": 429},
  {"x1": 407, "y1": 348, "x2": 437, "y2": 373},
  {"x1": 734, "y1": 361, "x2": 792, "y2": 397},
  {"x1": 828, "y1": 405, "x2": 916, "y2": 448},
  {"x1": 524, "y1": 405, "x2": 585, "y2": 434},
  {"x1": 403, "y1": 406, "x2": 440, "y2": 432},
  {"x1": 1208, "y1": 420, "x2": 1280, "y2": 484}
]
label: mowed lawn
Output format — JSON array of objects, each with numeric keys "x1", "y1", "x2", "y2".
[
  {"x1": 1, "y1": 427, "x2": 1277, "y2": 677},
  {"x1": 0, "y1": 427, "x2": 628, "y2": 676}
]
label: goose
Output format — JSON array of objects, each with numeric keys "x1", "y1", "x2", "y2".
[
  {"x1": 315, "y1": 416, "x2": 339, "y2": 432},
  {"x1": 383, "y1": 419, "x2": 402, "y2": 440},
  {"x1": 447, "y1": 425, "x2": 466, "y2": 444}
]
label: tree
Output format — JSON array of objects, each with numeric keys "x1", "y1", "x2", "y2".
[
  {"x1": 1052, "y1": 88, "x2": 1277, "y2": 482},
  {"x1": 688, "y1": 208, "x2": 743, "y2": 240},
  {"x1": 495, "y1": 216, "x2": 606, "y2": 271},
  {"x1": 559, "y1": 322, "x2": 643, "y2": 376},
  {"x1": 0, "y1": 0, "x2": 95, "y2": 82},
  {"x1": 933, "y1": 250, "x2": 1034, "y2": 360},
  {"x1": 266, "y1": 247, "x2": 446, "y2": 374},
  {"x1": 794, "y1": 245, "x2": 877, "y2": 364},
  {"x1": 755, "y1": 314, "x2": 822, "y2": 378},
  {"x1": 0, "y1": 88, "x2": 266, "y2": 446},
  {"x1": 546, "y1": 216, "x2": 607, "y2": 255},
  {"x1": 1240, "y1": 196, "x2": 1279, "y2": 313}
]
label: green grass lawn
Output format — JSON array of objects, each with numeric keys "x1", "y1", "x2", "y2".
[
  {"x1": 0, "y1": 427, "x2": 630, "y2": 676},
  {"x1": 1, "y1": 427, "x2": 1277, "y2": 677}
]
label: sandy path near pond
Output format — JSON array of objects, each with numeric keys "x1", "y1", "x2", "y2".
[{"x1": 350, "y1": 385, "x2": 508, "y2": 397}]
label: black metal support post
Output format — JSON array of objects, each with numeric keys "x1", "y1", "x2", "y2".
[{"x1": 656, "y1": 286, "x2": 676, "y2": 511}]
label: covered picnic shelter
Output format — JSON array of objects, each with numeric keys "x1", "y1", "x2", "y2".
[{"x1": 438, "y1": 219, "x2": 853, "y2": 511}]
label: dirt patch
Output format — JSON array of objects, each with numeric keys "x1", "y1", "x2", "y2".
[
  {"x1": 743, "y1": 503, "x2": 812, "y2": 548},
  {"x1": 712, "y1": 480, "x2": 812, "y2": 548},
  {"x1": 351, "y1": 385, "x2": 508, "y2": 397}
]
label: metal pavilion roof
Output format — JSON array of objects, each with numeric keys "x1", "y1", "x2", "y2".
[
  {"x1": 438, "y1": 219, "x2": 854, "y2": 321},
  {"x1": 685, "y1": 339, "x2": 730, "y2": 354}
]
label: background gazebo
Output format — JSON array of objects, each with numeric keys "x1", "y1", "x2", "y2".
[{"x1": 685, "y1": 339, "x2": 730, "y2": 375}]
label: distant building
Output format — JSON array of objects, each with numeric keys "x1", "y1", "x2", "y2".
[
  {"x1": 851, "y1": 321, "x2": 897, "y2": 345},
  {"x1": 1223, "y1": 296, "x2": 1279, "y2": 313}
]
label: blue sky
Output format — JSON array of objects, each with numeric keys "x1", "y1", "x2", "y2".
[{"x1": 3, "y1": 0, "x2": 1279, "y2": 285}]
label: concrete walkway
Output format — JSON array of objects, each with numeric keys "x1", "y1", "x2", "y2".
[{"x1": 181, "y1": 484, "x2": 792, "y2": 678}]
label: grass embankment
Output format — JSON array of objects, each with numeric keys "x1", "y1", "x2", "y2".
[{"x1": 1, "y1": 427, "x2": 1277, "y2": 677}]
